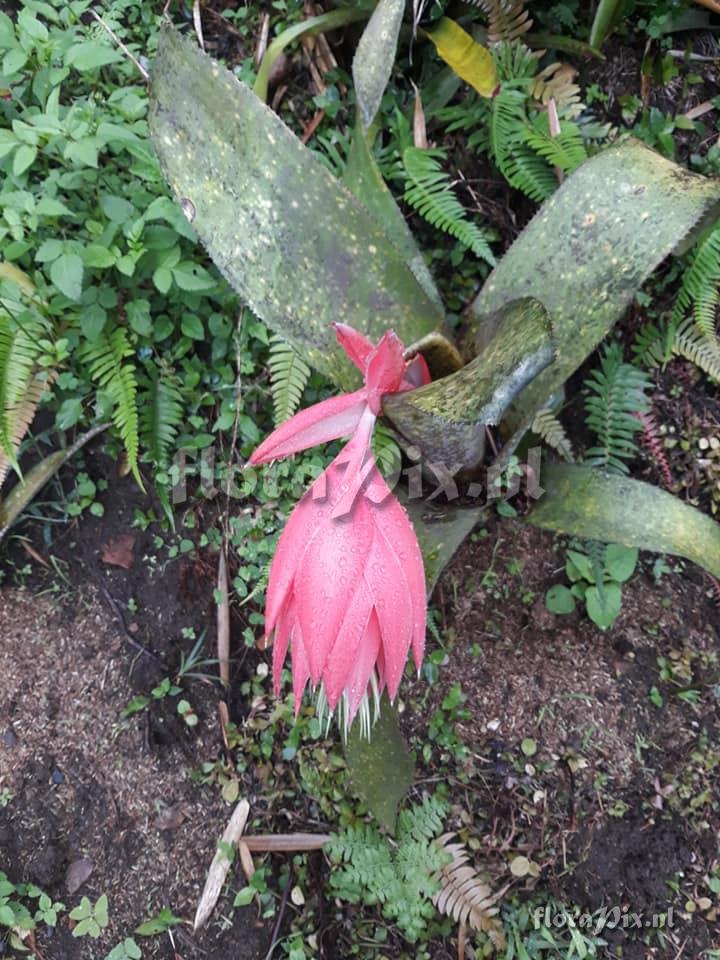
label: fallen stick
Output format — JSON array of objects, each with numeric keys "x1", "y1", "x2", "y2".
[{"x1": 194, "y1": 799, "x2": 250, "y2": 931}]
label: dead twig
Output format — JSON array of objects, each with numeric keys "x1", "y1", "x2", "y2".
[
  {"x1": 242, "y1": 833, "x2": 331, "y2": 852},
  {"x1": 89, "y1": 10, "x2": 149, "y2": 81},
  {"x1": 216, "y1": 549, "x2": 230, "y2": 687},
  {"x1": 194, "y1": 799, "x2": 250, "y2": 931},
  {"x1": 192, "y1": 0, "x2": 205, "y2": 51},
  {"x1": 264, "y1": 866, "x2": 293, "y2": 960}
]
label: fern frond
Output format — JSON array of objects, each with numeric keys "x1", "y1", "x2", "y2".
[
  {"x1": 403, "y1": 147, "x2": 496, "y2": 265},
  {"x1": 636, "y1": 411, "x2": 673, "y2": 489},
  {"x1": 490, "y1": 87, "x2": 556, "y2": 202},
  {"x1": 0, "y1": 371, "x2": 56, "y2": 489},
  {"x1": 82, "y1": 328, "x2": 141, "y2": 485},
  {"x1": 529, "y1": 62, "x2": 583, "y2": 117},
  {"x1": 469, "y1": 0, "x2": 532, "y2": 44},
  {"x1": 672, "y1": 318, "x2": 720, "y2": 382},
  {"x1": 672, "y1": 222, "x2": 720, "y2": 338},
  {"x1": 432, "y1": 834, "x2": 506, "y2": 949},
  {"x1": 0, "y1": 313, "x2": 48, "y2": 476},
  {"x1": 584, "y1": 343, "x2": 651, "y2": 475},
  {"x1": 372, "y1": 422, "x2": 402, "y2": 483},
  {"x1": 632, "y1": 321, "x2": 671, "y2": 368},
  {"x1": 268, "y1": 335, "x2": 311, "y2": 426},
  {"x1": 492, "y1": 39, "x2": 539, "y2": 83},
  {"x1": 524, "y1": 115, "x2": 587, "y2": 174},
  {"x1": 531, "y1": 408, "x2": 574, "y2": 461},
  {"x1": 140, "y1": 370, "x2": 183, "y2": 465},
  {"x1": 327, "y1": 823, "x2": 395, "y2": 903},
  {"x1": 397, "y1": 795, "x2": 447, "y2": 844}
]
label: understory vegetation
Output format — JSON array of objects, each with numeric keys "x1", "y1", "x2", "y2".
[{"x1": 1, "y1": 1, "x2": 720, "y2": 959}]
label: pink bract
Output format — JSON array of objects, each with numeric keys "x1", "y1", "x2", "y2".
[{"x1": 249, "y1": 324, "x2": 429, "y2": 731}]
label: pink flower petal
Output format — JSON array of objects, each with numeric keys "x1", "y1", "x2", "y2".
[
  {"x1": 291, "y1": 621, "x2": 311, "y2": 716},
  {"x1": 321, "y1": 579, "x2": 374, "y2": 710},
  {"x1": 249, "y1": 389, "x2": 367, "y2": 464},
  {"x1": 333, "y1": 323, "x2": 374, "y2": 374},
  {"x1": 294, "y1": 458, "x2": 375, "y2": 683},
  {"x1": 365, "y1": 331, "x2": 406, "y2": 413},
  {"x1": 264, "y1": 488, "x2": 321, "y2": 635},
  {"x1": 368, "y1": 465, "x2": 427, "y2": 676},
  {"x1": 364, "y1": 525, "x2": 413, "y2": 700},
  {"x1": 345, "y1": 609, "x2": 383, "y2": 722},
  {"x1": 272, "y1": 594, "x2": 295, "y2": 695}
]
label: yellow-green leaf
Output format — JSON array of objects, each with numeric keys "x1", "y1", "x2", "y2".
[{"x1": 426, "y1": 18, "x2": 497, "y2": 98}]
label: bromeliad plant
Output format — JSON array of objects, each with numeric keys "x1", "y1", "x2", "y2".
[
  {"x1": 148, "y1": 5, "x2": 720, "y2": 742},
  {"x1": 249, "y1": 323, "x2": 429, "y2": 736}
]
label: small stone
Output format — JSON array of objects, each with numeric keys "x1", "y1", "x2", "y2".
[
  {"x1": 0, "y1": 730, "x2": 18, "y2": 748},
  {"x1": 51, "y1": 769, "x2": 65, "y2": 785},
  {"x1": 65, "y1": 858, "x2": 94, "y2": 894}
]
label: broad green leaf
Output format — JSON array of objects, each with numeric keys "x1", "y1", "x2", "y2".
[
  {"x1": 384, "y1": 298, "x2": 553, "y2": 465},
  {"x1": 12, "y1": 144, "x2": 36, "y2": 176},
  {"x1": 604, "y1": 543, "x2": 638, "y2": 583},
  {"x1": 585, "y1": 583, "x2": 621, "y2": 630},
  {"x1": 589, "y1": 0, "x2": 626, "y2": 49},
  {"x1": 344, "y1": 696, "x2": 414, "y2": 833},
  {"x1": 342, "y1": 118, "x2": 443, "y2": 309},
  {"x1": 65, "y1": 41, "x2": 122, "y2": 72},
  {"x1": 401, "y1": 491, "x2": 487, "y2": 594},
  {"x1": 80, "y1": 303, "x2": 107, "y2": 341},
  {"x1": 426, "y1": 18, "x2": 497, "y2": 98},
  {"x1": 352, "y1": 0, "x2": 405, "y2": 129},
  {"x1": 545, "y1": 584, "x2": 575, "y2": 615},
  {"x1": 50, "y1": 252, "x2": 84, "y2": 301},
  {"x1": 149, "y1": 27, "x2": 442, "y2": 388},
  {"x1": 528, "y1": 463, "x2": 720, "y2": 579},
  {"x1": 0, "y1": 425, "x2": 108, "y2": 542},
  {"x1": 468, "y1": 140, "x2": 720, "y2": 433}
]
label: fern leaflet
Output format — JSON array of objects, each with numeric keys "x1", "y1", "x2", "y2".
[
  {"x1": 584, "y1": 343, "x2": 651, "y2": 474},
  {"x1": 0, "y1": 313, "x2": 48, "y2": 475},
  {"x1": 268, "y1": 335, "x2": 311, "y2": 426},
  {"x1": 672, "y1": 318, "x2": 720, "y2": 382},
  {"x1": 673, "y1": 221, "x2": 720, "y2": 337},
  {"x1": 402, "y1": 147, "x2": 496, "y2": 265},
  {"x1": 523, "y1": 116, "x2": 587, "y2": 174},
  {"x1": 531, "y1": 408, "x2": 574, "y2": 461},
  {"x1": 82, "y1": 328, "x2": 141, "y2": 485},
  {"x1": 469, "y1": 0, "x2": 532, "y2": 44},
  {"x1": 140, "y1": 370, "x2": 184, "y2": 465},
  {"x1": 490, "y1": 87, "x2": 556, "y2": 202}
]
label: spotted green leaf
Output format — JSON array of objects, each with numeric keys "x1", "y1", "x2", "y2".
[
  {"x1": 467, "y1": 140, "x2": 720, "y2": 434},
  {"x1": 352, "y1": 0, "x2": 405, "y2": 129},
  {"x1": 528, "y1": 463, "x2": 720, "y2": 579},
  {"x1": 345, "y1": 696, "x2": 414, "y2": 833},
  {"x1": 149, "y1": 27, "x2": 443, "y2": 388},
  {"x1": 384, "y1": 298, "x2": 554, "y2": 465}
]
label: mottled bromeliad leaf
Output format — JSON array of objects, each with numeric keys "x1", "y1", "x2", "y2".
[
  {"x1": 528, "y1": 463, "x2": 720, "y2": 579},
  {"x1": 384, "y1": 298, "x2": 554, "y2": 465},
  {"x1": 352, "y1": 0, "x2": 405, "y2": 129},
  {"x1": 467, "y1": 140, "x2": 720, "y2": 432},
  {"x1": 402, "y1": 495, "x2": 487, "y2": 595},
  {"x1": 149, "y1": 27, "x2": 442, "y2": 388},
  {"x1": 345, "y1": 696, "x2": 414, "y2": 833},
  {"x1": 342, "y1": 119, "x2": 443, "y2": 309},
  {"x1": 0, "y1": 425, "x2": 108, "y2": 542},
  {"x1": 426, "y1": 18, "x2": 498, "y2": 98}
]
